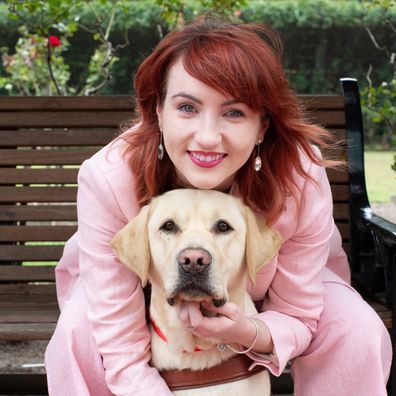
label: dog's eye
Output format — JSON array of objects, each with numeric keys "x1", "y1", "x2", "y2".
[
  {"x1": 160, "y1": 220, "x2": 178, "y2": 233},
  {"x1": 215, "y1": 220, "x2": 233, "y2": 233}
]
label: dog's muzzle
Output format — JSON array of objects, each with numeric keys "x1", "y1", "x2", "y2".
[
  {"x1": 177, "y1": 248, "x2": 212, "y2": 274},
  {"x1": 169, "y1": 247, "x2": 215, "y2": 301}
]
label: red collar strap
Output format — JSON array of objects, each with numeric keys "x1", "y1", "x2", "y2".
[
  {"x1": 150, "y1": 317, "x2": 203, "y2": 352},
  {"x1": 150, "y1": 317, "x2": 168, "y2": 343}
]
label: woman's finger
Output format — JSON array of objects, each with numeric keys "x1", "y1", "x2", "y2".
[{"x1": 201, "y1": 300, "x2": 239, "y2": 320}]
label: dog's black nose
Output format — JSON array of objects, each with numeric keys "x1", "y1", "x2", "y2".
[{"x1": 177, "y1": 248, "x2": 212, "y2": 274}]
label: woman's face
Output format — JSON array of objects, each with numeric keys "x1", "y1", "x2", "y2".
[{"x1": 157, "y1": 59, "x2": 267, "y2": 191}]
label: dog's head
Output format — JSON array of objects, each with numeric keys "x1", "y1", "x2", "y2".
[{"x1": 112, "y1": 189, "x2": 282, "y2": 305}]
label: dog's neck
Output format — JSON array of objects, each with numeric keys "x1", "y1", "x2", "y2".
[
  {"x1": 148, "y1": 283, "x2": 252, "y2": 354},
  {"x1": 150, "y1": 315, "x2": 205, "y2": 352},
  {"x1": 148, "y1": 282, "x2": 258, "y2": 370},
  {"x1": 149, "y1": 290, "x2": 215, "y2": 354}
]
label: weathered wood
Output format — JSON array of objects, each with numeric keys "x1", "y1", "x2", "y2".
[
  {"x1": 0, "y1": 168, "x2": 79, "y2": 184},
  {"x1": 0, "y1": 308, "x2": 59, "y2": 323},
  {"x1": 336, "y1": 223, "x2": 350, "y2": 241},
  {"x1": 0, "y1": 265, "x2": 55, "y2": 282},
  {"x1": 0, "y1": 245, "x2": 65, "y2": 261},
  {"x1": 304, "y1": 110, "x2": 346, "y2": 127},
  {"x1": 326, "y1": 168, "x2": 348, "y2": 183},
  {"x1": 0, "y1": 95, "x2": 134, "y2": 110},
  {"x1": 0, "y1": 129, "x2": 119, "y2": 147},
  {"x1": 0, "y1": 297, "x2": 58, "y2": 306},
  {"x1": 0, "y1": 226, "x2": 76, "y2": 242},
  {"x1": 0, "y1": 283, "x2": 56, "y2": 295},
  {"x1": 0, "y1": 205, "x2": 76, "y2": 221},
  {"x1": 0, "y1": 322, "x2": 57, "y2": 340},
  {"x1": 330, "y1": 185, "x2": 349, "y2": 202},
  {"x1": 299, "y1": 95, "x2": 344, "y2": 110},
  {"x1": 0, "y1": 111, "x2": 133, "y2": 128},
  {"x1": 0, "y1": 148, "x2": 98, "y2": 165},
  {"x1": 0, "y1": 187, "x2": 77, "y2": 202},
  {"x1": 333, "y1": 203, "x2": 349, "y2": 220}
]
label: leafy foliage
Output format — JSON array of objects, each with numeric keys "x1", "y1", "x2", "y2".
[
  {"x1": 1, "y1": 0, "x2": 132, "y2": 95},
  {"x1": 360, "y1": 0, "x2": 395, "y2": 148},
  {"x1": 0, "y1": 32, "x2": 70, "y2": 95}
]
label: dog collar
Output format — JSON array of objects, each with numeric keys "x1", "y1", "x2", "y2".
[
  {"x1": 150, "y1": 317, "x2": 203, "y2": 352},
  {"x1": 150, "y1": 317, "x2": 168, "y2": 343}
]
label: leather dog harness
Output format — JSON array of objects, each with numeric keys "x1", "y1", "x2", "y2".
[{"x1": 160, "y1": 354, "x2": 267, "y2": 391}]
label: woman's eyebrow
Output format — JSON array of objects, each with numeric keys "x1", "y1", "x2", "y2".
[
  {"x1": 171, "y1": 93, "x2": 202, "y2": 104},
  {"x1": 171, "y1": 93, "x2": 242, "y2": 107}
]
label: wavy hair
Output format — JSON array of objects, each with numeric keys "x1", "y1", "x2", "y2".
[{"x1": 122, "y1": 17, "x2": 339, "y2": 224}]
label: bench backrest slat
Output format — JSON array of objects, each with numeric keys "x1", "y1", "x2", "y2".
[
  {"x1": 0, "y1": 205, "x2": 76, "y2": 221},
  {"x1": 0, "y1": 149, "x2": 99, "y2": 165},
  {"x1": 0, "y1": 169, "x2": 79, "y2": 184},
  {"x1": 0, "y1": 111, "x2": 133, "y2": 128},
  {"x1": 0, "y1": 129, "x2": 118, "y2": 146},
  {"x1": 0, "y1": 266, "x2": 55, "y2": 282},
  {"x1": 0, "y1": 187, "x2": 78, "y2": 202},
  {"x1": 0, "y1": 245, "x2": 65, "y2": 261},
  {"x1": 0, "y1": 226, "x2": 76, "y2": 242},
  {"x1": 0, "y1": 96, "x2": 135, "y2": 110}
]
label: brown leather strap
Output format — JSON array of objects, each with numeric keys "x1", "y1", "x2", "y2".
[{"x1": 159, "y1": 354, "x2": 266, "y2": 391}]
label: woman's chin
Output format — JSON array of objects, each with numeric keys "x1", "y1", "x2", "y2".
[{"x1": 185, "y1": 178, "x2": 234, "y2": 192}]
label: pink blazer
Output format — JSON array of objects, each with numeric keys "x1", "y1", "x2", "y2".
[{"x1": 55, "y1": 136, "x2": 351, "y2": 394}]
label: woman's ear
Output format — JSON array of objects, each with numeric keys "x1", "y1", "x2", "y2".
[
  {"x1": 259, "y1": 116, "x2": 270, "y2": 142},
  {"x1": 156, "y1": 104, "x2": 163, "y2": 130}
]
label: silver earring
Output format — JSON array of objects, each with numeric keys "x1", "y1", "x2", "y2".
[
  {"x1": 254, "y1": 141, "x2": 262, "y2": 172},
  {"x1": 158, "y1": 129, "x2": 164, "y2": 160}
]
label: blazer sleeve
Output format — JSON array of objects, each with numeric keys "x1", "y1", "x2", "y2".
[
  {"x1": 77, "y1": 159, "x2": 172, "y2": 395},
  {"x1": 248, "y1": 158, "x2": 335, "y2": 376}
]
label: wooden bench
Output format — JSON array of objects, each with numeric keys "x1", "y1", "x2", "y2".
[{"x1": 0, "y1": 78, "x2": 395, "y2": 394}]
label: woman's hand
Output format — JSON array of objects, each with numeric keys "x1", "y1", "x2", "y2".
[{"x1": 176, "y1": 300, "x2": 273, "y2": 353}]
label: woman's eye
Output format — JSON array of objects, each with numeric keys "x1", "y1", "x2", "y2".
[
  {"x1": 179, "y1": 104, "x2": 196, "y2": 113},
  {"x1": 160, "y1": 220, "x2": 178, "y2": 232},
  {"x1": 215, "y1": 220, "x2": 233, "y2": 233},
  {"x1": 226, "y1": 109, "x2": 244, "y2": 118}
]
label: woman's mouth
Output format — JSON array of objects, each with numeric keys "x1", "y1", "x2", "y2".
[{"x1": 188, "y1": 151, "x2": 226, "y2": 168}]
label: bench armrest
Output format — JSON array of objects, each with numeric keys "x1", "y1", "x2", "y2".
[{"x1": 340, "y1": 78, "x2": 396, "y2": 307}]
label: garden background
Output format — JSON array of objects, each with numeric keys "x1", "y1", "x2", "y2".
[{"x1": 0, "y1": 0, "x2": 395, "y2": 219}]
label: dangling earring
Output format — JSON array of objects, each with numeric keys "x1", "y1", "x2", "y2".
[
  {"x1": 254, "y1": 140, "x2": 262, "y2": 172},
  {"x1": 158, "y1": 129, "x2": 164, "y2": 160}
]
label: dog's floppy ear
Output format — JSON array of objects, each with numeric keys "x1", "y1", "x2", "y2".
[
  {"x1": 111, "y1": 204, "x2": 150, "y2": 287},
  {"x1": 244, "y1": 205, "x2": 282, "y2": 285}
]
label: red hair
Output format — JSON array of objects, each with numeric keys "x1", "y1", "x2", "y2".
[{"x1": 122, "y1": 17, "x2": 339, "y2": 224}]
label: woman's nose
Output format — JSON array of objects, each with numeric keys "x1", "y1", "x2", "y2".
[{"x1": 194, "y1": 117, "x2": 222, "y2": 148}]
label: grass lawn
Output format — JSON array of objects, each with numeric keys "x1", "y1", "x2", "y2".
[{"x1": 364, "y1": 151, "x2": 396, "y2": 203}]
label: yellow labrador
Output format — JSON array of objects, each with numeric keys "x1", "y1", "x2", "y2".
[{"x1": 112, "y1": 189, "x2": 281, "y2": 396}]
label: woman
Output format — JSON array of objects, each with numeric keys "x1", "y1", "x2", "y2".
[{"x1": 45, "y1": 17, "x2": 392, "y2": 395}]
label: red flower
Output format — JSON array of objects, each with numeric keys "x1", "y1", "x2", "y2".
[{"x1": 48, "y1": 36, "x2": 61, "y2": 47}]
